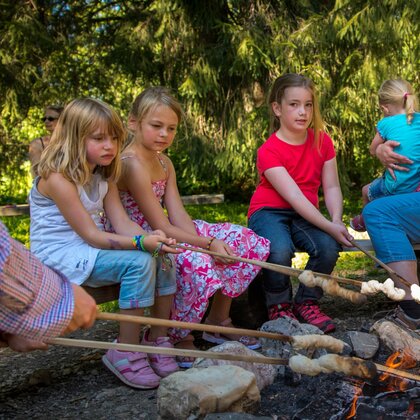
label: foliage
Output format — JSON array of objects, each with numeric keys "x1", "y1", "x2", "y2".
[{"x1": 0, "y1": 0, "x2": 419, "y2": 203}]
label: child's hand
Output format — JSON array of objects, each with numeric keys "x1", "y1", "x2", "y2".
[
  {"x1": 328, "y1": 222, "x2": 354, "y2": 248},
  {"x1": 143, "y1": 235, "x2": 180, "y2": 255},
  {"x1": 210, "y1": 239, "x2": 236, "y2": 264}
]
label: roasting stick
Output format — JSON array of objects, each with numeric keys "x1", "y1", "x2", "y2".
[
  {"x1": 171, "y1": 243, "x2": 362, "y2": 287},
  {"x1": 48, "y1": 337, "x2": 287, "y2": 365},
  {"x1": 349, "y1": 240, "x2": 411, "y2": 288},
  {"x1": 97, "y1": 311, "x2": 291, "y2": 342},
  {"x1": 373, "y1": 362, "x2": 420, "y2": 382},
  {"x1": 47, "y1": 338, "x2": 420, "y2": 381},
  {"x1": 96, "y1": 312, "x2": 346, "y2": 354}
]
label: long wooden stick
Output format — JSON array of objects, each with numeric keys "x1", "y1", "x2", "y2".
[
  {"x1": 349, "y1": 240, "x2": 411, "y2": 288},
  {"x1": 171, "y1": 244, "x2": 363, "y2": 288},
  {"x1": 96, "y1": 312, "x2": 293, "y2": 343},
  {"x1": 47, "y1": 338, "x2": 420, "y2": 381},
  {"x1": 47, "y1": 337, "x2": 288, "y2": 365},
  {"x1": 374, "y1": 362, "x2": 420, "y2": 382}
]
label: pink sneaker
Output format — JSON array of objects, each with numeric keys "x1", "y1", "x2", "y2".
[
  {"x1": 293, "y1": 300, "x2": 336, "y2": 333},
  {"x1": 268, "y1": 303, "x2": 298, "y2": 321},
  {"x1": 142, "y1": 330, "x2": 180, "y2": 377},
  {"x1": 102, "y1": 348, "x2": 160, "y2": 389}
]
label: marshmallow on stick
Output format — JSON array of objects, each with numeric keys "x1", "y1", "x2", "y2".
[
  {"x1": 289, "y1": 354, "x2": 377, "y2": 380},
  {"x1": 410, "y1": 284, "x2": 420, "y2": 303},
  {"x1": 298, "y1": 271, "x2": 367, "y2": 304},
  {"x1": 360, "y1": 278, "x2": 405, "y2": 301}
]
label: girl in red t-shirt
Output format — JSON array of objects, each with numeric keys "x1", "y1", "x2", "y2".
[{"x1": 248, "y1": 73, "x2": 353, "y2": 333}]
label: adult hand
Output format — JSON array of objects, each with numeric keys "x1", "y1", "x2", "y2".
[
  {"x1": 2, "y1": 334, "x2": 49, "y2": 352},
  {"x1": 210, "y1": 239, "x2": 236, "y2": 264},
  {"x1": 62, "y1": 284, "x2": 97, "y2": 335},
  {"x1": 376, "y1": 142, "x2": 412, "y2": 180}
]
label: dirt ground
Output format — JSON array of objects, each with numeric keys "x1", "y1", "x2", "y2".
[{"x1": 0, "y1": 290, "x2": 400, "y2": 420}]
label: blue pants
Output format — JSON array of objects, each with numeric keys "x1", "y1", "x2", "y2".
[
  {"x1": 249, "y1": 208, "x2": 341, "y2": 307},
  {"x1": 363, "y1": 193, "x2": 420, "y2": 263},
  {"x1": 83, "y1": 249, "x2": 176, "y2": 309}
]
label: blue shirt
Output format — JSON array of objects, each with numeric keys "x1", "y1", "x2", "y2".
[{"x1": 377, "y1": 112, "x2": 420, "y2": 194}]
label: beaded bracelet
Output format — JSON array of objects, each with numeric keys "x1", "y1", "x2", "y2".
[
  {"x1": 206, "y1": 237, "x2": 215, "y2": 250},
  {"x1": 132, "y1": 235, "x2": 146, "y2": 252}
]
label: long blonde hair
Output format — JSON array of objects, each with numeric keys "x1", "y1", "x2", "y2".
[
  {"x1": 38, "y1": 98, "x2": 126, "y2": 185},
  {"x1": 268, "y1": 73, "x2": 325, "y2": 149},
  {"x1": 378, "y1": 79, "x2": 418, "y2": 124},
  {"x1": 125, "y1": 86, "x2": 183, "y2": 149}
]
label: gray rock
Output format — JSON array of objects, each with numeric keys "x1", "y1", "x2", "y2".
[
  {"x1": 344, "y1": 331, "x2": 379, "y2": 359},
  {"x1": 193, "y1": 341, "x2": 277, "y2": 390},
  {"x1": 157, "y1": 365, "x2": 260, "y2": 419}
]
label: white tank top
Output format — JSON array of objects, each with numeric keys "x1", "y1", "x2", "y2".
[{"x1": 29, "y1": 173, "x2": 108, "y2": 285}]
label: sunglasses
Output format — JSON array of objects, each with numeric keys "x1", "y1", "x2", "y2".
[{"x1": 42, "y1": 116, "x2": 58, "y2": 122}]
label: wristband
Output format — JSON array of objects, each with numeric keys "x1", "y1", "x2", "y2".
[
  {"x1": 206, "y1": 237, "x2": 215, "y2": 250},
  {"x1": 132, "y1": 235, "x2": 146, "y2": 252},
  {"x1": 152, "y1": 242, "x2": 164, "y2": 258}
]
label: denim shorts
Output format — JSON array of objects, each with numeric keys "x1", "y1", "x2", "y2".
[
  {"x1": 368, "y1": 176, "x2": 391, "y2": 201},
  {"x1": 83, "y1": 249, "x2": 176, "y2": 309},
  {"x1": 363, "y1": 192, "x2": 420, "y2": 263}
]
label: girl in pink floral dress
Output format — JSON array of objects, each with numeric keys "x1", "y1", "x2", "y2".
[{"x1": 117, "y1": 87, "x2": 270, "y2": 366}]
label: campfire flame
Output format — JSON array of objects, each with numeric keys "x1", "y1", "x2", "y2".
[
  {"x1": 347, "y1": 350, "x2": 418, "y2": 418},
  {"x1": 379, "y1": 350, "x2": 417, "y2": 391}
]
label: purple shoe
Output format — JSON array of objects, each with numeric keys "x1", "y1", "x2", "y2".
[
  {"x1": 102, "y1": 348, "x2": 160, "y2": 389},
  {"x1": 142, "y1": 330, "x2": 180, "y2": 377}
]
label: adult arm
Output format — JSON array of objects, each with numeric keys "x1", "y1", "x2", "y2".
[
  {"x1": 0, "y1": 223, "x2": 97, "y2": 350},
  {"x1": 265, "y1": 165, "x2": 352, "y2": 246},
  {"x1": 369, "y1": 132, "x2": 384, "y2": 156},
  {"x1": 375, "y1": 141, "x2": 413, "y2": 180}
]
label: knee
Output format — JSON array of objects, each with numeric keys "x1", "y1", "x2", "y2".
[{"x1": 268, "y1": 245, "x2": 294, "y2": 265}]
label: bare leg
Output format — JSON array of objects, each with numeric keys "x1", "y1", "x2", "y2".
[
  {"x1": 119, "y1": 308, "x2": 144, "y2": 344},
  {"x1": 149, "y1": 294, "x2": 173, "y2": 340},
  {"x1": 388, "y1": 260, "x2": 418, "y2": 299},
  {"x1": 207, "y1": 290, "x2": 232, "y2": 323}
]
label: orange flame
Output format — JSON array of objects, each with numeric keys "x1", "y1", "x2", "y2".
[
  {"x1": 380, "y1": 350, "x2": 417, "y2": 391},
  {"x1": 346, "y1": 381, "x2": 363, "y2": 419}
]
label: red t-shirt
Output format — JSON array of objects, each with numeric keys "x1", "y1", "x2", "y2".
[{"x1": 248, "y1": 129, "x2": 336, "y2": 218}]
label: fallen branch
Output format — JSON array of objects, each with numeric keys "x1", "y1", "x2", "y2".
[{"x1": 96, "y1": 312, "x2": 346, "y2": 354}]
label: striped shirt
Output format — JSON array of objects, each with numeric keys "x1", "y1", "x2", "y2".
[{"x1": 0, "y1": 222, "x2": 74, "y2": 341}]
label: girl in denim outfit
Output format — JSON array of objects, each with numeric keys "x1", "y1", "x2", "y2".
[
  {"x1": 248, "y1": 73, "x2": 353, "y2": 333},
  {"x1": 29, "y1": 98, "x2": 180, "y2": 389},
  {"x1": 351, "y1": 78, "x2": 420, "y2": 232}
]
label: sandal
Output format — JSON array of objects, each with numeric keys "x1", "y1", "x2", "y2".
[
  {"x1": 174, "y1": 334, "x2": 196, "y2": 368},
  {"x1": 202, "y1": 317, "x2": 261, "y2": 350}
]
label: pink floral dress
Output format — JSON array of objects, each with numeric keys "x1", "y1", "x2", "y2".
[{"x1": 119, "y1": 159, "x2": 271, "y2": 341}]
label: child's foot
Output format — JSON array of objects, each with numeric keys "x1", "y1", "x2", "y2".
[
  {"x1": 142, "y1": 330, "x2": 180, "y2": 377},
  {"x1": 174, "y1": 334, "x2": 196, "y2": 369},
  {"x1": 102, "y1": 348, "x2": 161, "y2": 389},
  {"x1": 350, "y1": 214, "x2": 366, "y2": 232},
  {"x1": 293, "y1": 300, "x2": 336, "y2": 333},
  {"x1": 268, "y1": 303, "x2": 298, "y2": 321},
  {"x1": 202, "y1": 317, "x2": 261, "y2": 350}
]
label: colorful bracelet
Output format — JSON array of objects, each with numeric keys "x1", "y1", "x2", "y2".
[
  {"x1": 151, "y1": 242, "x2": 163, "y2": 258},
  {"x1": 132, "y1": 235, "x2": 146, "y2": 252},
  {"x1": 206, "y1": 237, "x2": 215, "y2": 250}
]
